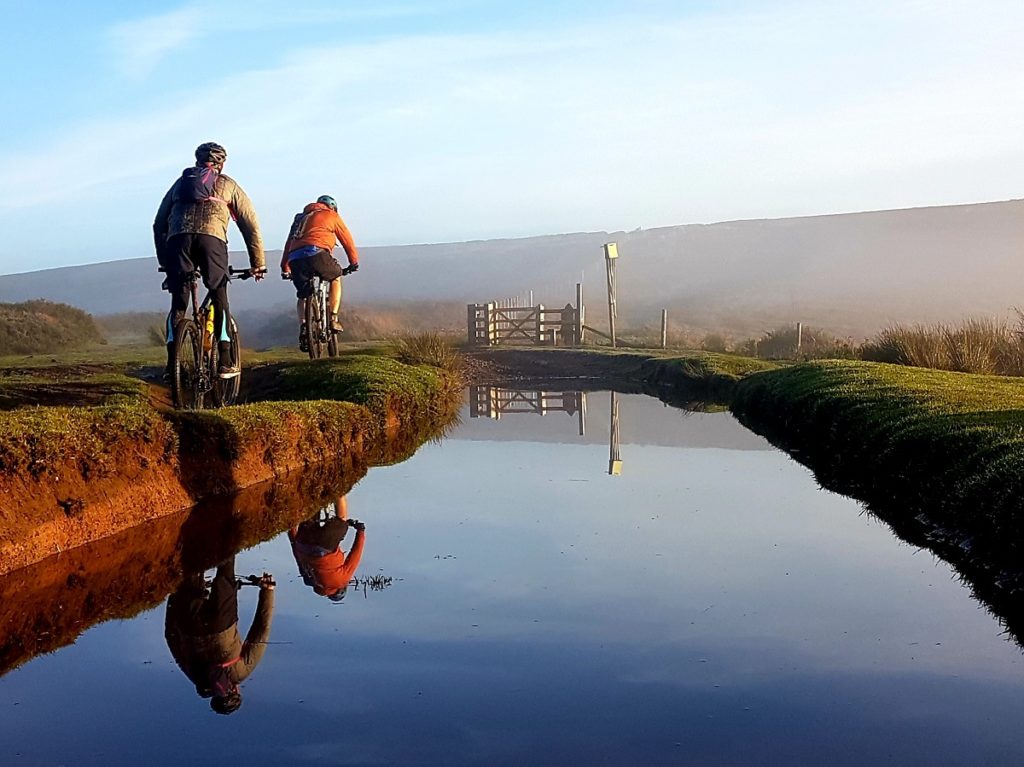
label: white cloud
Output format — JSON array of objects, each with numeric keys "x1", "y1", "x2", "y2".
[
  {"x1": 4, "y1": 0, "x2": 1024, "y2": 266},
  {"x1": 108, "y1": 5, "x2": 203, "y2": 78}
]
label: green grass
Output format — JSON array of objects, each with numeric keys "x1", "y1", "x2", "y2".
[
  {"x1": 0, "y1": 397, "x2": 170, "y2": 477},
  {"x1": 657, "y1": 350, "x2": 780, "y2": 381},
  {"x1": 732, "y1": 359, "x2": 1024, "y2": 519},
  {"x1": 270, "y1": 352, "x2": 463, "y2": 413}
]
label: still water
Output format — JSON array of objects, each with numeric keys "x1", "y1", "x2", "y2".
[{"x1": 3, "y1": 390, "x2": 1024, "y2": 766}]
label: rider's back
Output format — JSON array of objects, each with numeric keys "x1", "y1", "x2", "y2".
[
  {"x1": 285, "y1": 202, "x2": 356, "y2": 260},
  {"x1": 154, "y1": 174, "x2": 265, "y2": 269}
]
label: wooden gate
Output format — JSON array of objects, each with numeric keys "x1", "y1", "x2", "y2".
[{"x1": 467, "y1": 299, "x2": 583, "y2": 346}]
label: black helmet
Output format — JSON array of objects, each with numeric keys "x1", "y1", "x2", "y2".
[{"x1": 195, "y1": 142, "x2": 227, "y2": 167}]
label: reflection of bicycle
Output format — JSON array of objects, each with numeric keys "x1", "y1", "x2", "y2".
[
  {"x1": 160, "y1": 266, "x2": 253, "y2": 409},
  {"x1": 284, "y1": 266, "x2": 354, "y2": 359}
]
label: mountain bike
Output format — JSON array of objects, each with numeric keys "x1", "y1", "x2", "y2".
[
  {"x1": 160, "y1": 266, "x2": 254, "y2": 409},
  {"x1": 284, "y1": 266, "x2": 354, "y2": 359}
]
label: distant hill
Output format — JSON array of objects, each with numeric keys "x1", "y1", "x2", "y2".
[
  {"x1": 2, "y1": 200, "x2": 1022, "y2": 337},
  {"x1": 0, "y1": 300, "x2": 103, "y2": 355}
]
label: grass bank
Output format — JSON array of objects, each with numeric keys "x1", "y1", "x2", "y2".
[{"x1": 0, "y1": 350, "x2": 463, "y2": 575}]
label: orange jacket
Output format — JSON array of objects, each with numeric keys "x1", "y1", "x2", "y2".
[
  {"x1": 281, "y1": 202, "x2": 359, "y2": 271},
  {"x1": 290, "y1": 528, "x2": 365, "y2": 597}
]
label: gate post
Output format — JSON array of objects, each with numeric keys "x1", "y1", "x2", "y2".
[
  {"x1": 535, "y1": 304, "x2": 544, "y2": 345},
  {"x1": 467, "y1": 304, "x2": 477, "y2": 346},
  {"x1": 485, "y1": 302, "x2": 496, "y2": 345}
]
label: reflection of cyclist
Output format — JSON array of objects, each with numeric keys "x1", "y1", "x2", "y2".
[
  {"x1": 288, "y1": 497, "x2": 365, "y2": 601},
  {"x1": 280, "y1": 195, "x2": 359, "y2": 350},
  {"x1": 164, "y1": 557, "x2": 275, "y2": 715},
  {"x1": 153, "y1": 142, "x2": 266, "y2": 380}
]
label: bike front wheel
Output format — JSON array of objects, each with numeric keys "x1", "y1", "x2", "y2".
[{"x1": 172, "y1": 320, "x2": 203, "y2": 410}]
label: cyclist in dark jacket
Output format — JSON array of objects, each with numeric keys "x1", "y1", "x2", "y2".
[
  {"x1": 164, "y1": 557, "x2": 275, "y2": 715},
  {"x1": 154, "y1": 142, "x2": 266, "y2": 380}
]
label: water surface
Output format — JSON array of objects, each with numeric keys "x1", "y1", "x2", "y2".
[{"x1": 2, "y1": 390, "x2": 1023, "y2": 766}]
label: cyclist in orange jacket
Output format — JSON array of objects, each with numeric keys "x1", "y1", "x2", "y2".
[
  {"x1": 288, "y1": 497, "x2": 365, "y2": 601},
  {"x1": 280, "y1": 195, "x2": 359, "y2": 350}
]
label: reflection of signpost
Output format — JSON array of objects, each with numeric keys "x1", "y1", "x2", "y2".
[
  {"x1": 604, "y1": 242, "x2": 618, "y2": 349},
  {"x1": 608, "y1": 391, "x2": 622, "y2": 475},
  {"x1": 469, "y1": 386, "x2": 587, "y2": 435}
]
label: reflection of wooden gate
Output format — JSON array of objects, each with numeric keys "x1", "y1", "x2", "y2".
[{"x1": 469, "y1": 386, "x2": 586, "y2": 434}]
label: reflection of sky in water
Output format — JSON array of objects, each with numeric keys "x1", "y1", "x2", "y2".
[{"x1": 3, "y1": 394, "x2": 1024, "y2": 766}]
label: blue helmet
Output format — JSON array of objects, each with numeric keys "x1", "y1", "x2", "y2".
[{"x1": 317, "y1": 195, "x2": 337, "y2": 211}]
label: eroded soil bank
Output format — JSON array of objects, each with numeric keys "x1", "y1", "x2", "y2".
[
  {"x1": 0, "y1": 460, "x2": 365, "y2": 678},
  {"x1": 0, "y1": 354, "x2": 461, "y2": 576}
]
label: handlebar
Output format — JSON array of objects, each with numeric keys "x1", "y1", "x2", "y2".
[
  {"x1": 159, "y1": 266, "x2": 262, "y2": 280},
  {"x1": 229, "y1": 266, "x2": 263, "y2": 281}
]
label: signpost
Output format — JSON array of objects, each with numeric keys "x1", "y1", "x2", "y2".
[{"x1": 603, "y1": 242, "x2": 618, "y2": 348}]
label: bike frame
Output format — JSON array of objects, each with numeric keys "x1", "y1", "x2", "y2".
[{"x1": 163, "y1": 266, "x2": 251, "y2": 409}]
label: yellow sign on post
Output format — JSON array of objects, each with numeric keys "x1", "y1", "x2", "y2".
[{"x1": 603, "y1": 242, "x2": 619, "y2": 260}]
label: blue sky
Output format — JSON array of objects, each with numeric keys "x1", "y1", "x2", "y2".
[{"x1": 1, "y1": 0, "x2": 1023, "y2": 272}]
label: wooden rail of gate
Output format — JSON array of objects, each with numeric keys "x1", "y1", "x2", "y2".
[
  {"x1": 467, "y1": 294, "x2": 584, "y2": 347},
  {"x1": 469, "y1": 386, "x2": 587, "y2": 434}
]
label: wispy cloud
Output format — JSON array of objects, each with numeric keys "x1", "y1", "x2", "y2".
[
  {"x1": 108, "y1": 5, "x2": 203, "y2": 78},
  {"x1": 4, "y1": 0, "x2": 1024, "y2": 264}
]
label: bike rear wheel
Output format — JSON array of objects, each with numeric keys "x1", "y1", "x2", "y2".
[
  {"x1": 172, "y1": 321, "x2": 203, "y2": 410},
  {"x1": 211, "y1": 319, "x2": 241, "y2": 407},
  {"x1": 305, "y1": 293, "x2": 323, "y2": 360}
]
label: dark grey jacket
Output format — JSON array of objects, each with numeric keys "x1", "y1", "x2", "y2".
[{"x1": 153, "y1": 173, "x2": 265, "y2": 270}]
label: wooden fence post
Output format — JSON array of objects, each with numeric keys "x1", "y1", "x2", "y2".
[
  {"x1": 604, "y1": 243, "x2": 618, "y2": 348},
  {"x1": 661, "y1": 309, "x2": 668, "y2": 349},
  {"x1": 467, "y1": 304, "x2": 477, "y2": 346},
  {"x1": 485, "y1": 302, "x2": 496, "y2": 346},
  {"x1": 575, "y1": 282, "x2": 584, "y2": 346},
  {"x1": 536, "y1": 304, "x2": 544, "y2": 345}
]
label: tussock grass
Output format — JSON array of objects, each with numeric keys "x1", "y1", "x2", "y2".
[
  {"x1": 738, "y1": 325, "x2": 858, "y2": 361},
  {"x1": 862, "y1": 317, "x2": 1024, "y2": 375},
  {"x1": 390, "y1": 332, "x2": 463, "y2": 373}
]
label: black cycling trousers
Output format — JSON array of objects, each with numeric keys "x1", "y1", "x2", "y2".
[
  {"x1": 167, "y1": 557, "x2": 239, "y2": 637},
  {"x1": 165, "y1": 233, "x2": 230, "y2": 342}
]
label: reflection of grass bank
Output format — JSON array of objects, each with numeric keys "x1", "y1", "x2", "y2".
[
  {"x1": 731, "y1": 361, "x2": 1024, "y2": 637},
  {"x1": 476, "y1": 346, "x2": 1024, "y2": 641},
  {"x1": 0, "y1": 350, "x2": 462, "y2": 575}
]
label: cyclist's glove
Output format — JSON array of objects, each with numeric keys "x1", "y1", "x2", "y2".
[{"x1": 346, "y1": 263, "x2": 359, "y2": 274}]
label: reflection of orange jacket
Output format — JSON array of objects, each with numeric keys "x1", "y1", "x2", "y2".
[
  {"x1": 291, "y1": 529, "x2": 365, "y2": 596},
  {"x1": 280, "y1": 202, "x2": 359, "y2": 271}
]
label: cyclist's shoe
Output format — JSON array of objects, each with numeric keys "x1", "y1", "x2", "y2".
[
  {"x1": 218, "y1": 363, "x2": 241, "y2": 379},
  {"x1": 298, "y1": 323, "x2": 309, "y2": 352},
  {"x1": 161, "y1": 366, "x2": 173, "y2": 384},
  {"x1": 330, "y1": 314, "x2": 344, "y2": 333}
]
